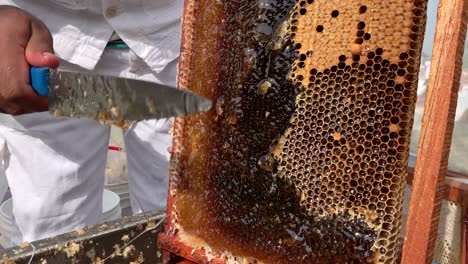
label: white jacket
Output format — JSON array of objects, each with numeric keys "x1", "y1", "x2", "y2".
[{"x1": 0, "y1": 0, "x2": 183, "y2": 72}]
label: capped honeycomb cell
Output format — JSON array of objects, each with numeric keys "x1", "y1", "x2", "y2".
[{"x1": 166, "y1": 0, "x2": 427, "y2": 263}]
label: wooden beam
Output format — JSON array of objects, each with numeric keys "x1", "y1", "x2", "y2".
[
  {"x1": 462, "y1": 208, "x2": 467, "y2": 264},
  {"x1": 401, "y1": 0, "x2": 468, "y2": 263},
  {"x1": 2, "y1": 211, "x2": 165, "y2": 264}
]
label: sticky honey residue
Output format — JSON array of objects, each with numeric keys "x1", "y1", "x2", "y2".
[
  {"x1": 2, "y1": 254, "x2": 15, "y2": 264},
  {"x1": 19, "y1": 242, "x2": 29, "y2": 249},
  {"x1": 145, "y1": 98, "x2": 157, "y2": 114},
  {"x1": 122, "y1": 245, "x2": 136, "y2": 258},
  {"x1": 257, "y1": 79, "x2": 272, "y2": 95},
  {"x1": 129, "y1": 252, "x2": 145, "y2": 264},
  {"x1": 63, "y1": 242, "x2": 81, "y2": 258}
]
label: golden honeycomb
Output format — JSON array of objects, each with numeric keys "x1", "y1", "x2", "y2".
[{"x1": 167, "y1": 0, "x2": 428, "y2": 263}]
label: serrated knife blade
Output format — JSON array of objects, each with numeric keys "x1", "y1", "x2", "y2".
[{"x1": 29, "y1": 67, "x2": 212, "y2": 122}]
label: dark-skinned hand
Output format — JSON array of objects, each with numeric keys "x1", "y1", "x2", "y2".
[{"x1": 0, "y1": 5, "x2": 59, "y2": 115}]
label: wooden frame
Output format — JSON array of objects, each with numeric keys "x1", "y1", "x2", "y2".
[
  {"x1": 464, "y1": 207, "x2": 468, "y2": 264},
  {"x1": 402, "y1": 0, "x2": 468, "y2": 263},
  {"x1": 2, "y1": 211, "x2": 165, "y2": 263}
]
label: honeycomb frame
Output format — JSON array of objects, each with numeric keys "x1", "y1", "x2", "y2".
[{"x1": 163, "y1": 0, "x2": 428, "y2": 263}]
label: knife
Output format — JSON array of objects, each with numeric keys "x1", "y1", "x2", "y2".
[{"x1": 29, "y1": 67, "x2": 212, "y2": 122}]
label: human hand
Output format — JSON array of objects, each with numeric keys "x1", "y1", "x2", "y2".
[{"x1": 0, "y1": 6, "x2": 59, "y2": 115}]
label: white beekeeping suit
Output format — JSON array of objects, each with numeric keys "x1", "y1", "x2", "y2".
[{"x1": 0, "y1": 0, "x2": 182, "y2": 245}]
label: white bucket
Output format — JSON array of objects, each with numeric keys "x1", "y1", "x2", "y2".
[
  {"x1": 105, "y1": 182, "x2": 130, "y2": 211},
  {"x1": 101, "y1": 189, "x2": 122, "y2": 222},
  {"x1": 0, "y1": 199, "x2": 12, "y2": 245},
  {"x1": 0, "y1": 189, "x2": 122, "y2": 248}
]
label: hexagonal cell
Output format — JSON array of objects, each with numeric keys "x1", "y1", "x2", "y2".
[{"x1": 359, "y1": 5, "x2": 368, "y2": 14}]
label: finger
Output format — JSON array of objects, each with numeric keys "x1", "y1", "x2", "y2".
[
  {"x1": 1, "y1": 91, "x2": 46, "y2": 115},
  {"x1": 0, "y1": 7, "x2": 53, "y2": 115},
  {"x1": 0, "y1": 101, "x2": 26, "y2": 115},
  {"x1": 22, "y1": 17, "x2": 56, "y2": 112},
  {"x1": 7, "y1": 77, "x2": 49, "y2": 114},
  {"x1": 25, "y1": 17, "x2": 59, "y2": 68},
  {"x1": 15, "y1": 93, "x2": 48, "y2": 113}
]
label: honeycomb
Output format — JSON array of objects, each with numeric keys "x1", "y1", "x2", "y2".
[{"x1": 167, "y1": 0, "x2": 428, "y2": 263}]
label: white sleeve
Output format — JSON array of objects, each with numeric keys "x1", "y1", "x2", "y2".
[
  {"x1": 0, "y1": 1, "x2": 18, "y2": 7},
  {"x1": 0, "y1": 0, "x2": 113, "y2": 70}
]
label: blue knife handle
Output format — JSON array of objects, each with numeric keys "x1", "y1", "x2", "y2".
[{"x1": 30, "y1": 67, "x2": 50, "y2": 96}]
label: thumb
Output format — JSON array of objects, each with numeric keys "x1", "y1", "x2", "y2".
[{"x1": 25, "y1": 18, "x2": 60, "y2": 68}]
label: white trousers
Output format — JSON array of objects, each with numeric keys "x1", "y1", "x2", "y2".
[{"x1": 0, "y1": 48, "x2": 175, "y2": 244}]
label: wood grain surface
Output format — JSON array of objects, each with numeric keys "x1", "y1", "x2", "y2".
[{"x1": 402, "y1": 0, "x2": 468, "y2": 262}]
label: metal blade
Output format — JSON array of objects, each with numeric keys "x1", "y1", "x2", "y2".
[{"x1": 48, "y1": 69, "x2": 212, "y2": 121}]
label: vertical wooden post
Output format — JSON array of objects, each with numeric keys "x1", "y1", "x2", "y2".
[
  {"x1": 463, "y1": 207, "x2": 468, "y2": 264},
  {"x1": 401, "y1": 0, "x2": 468, "y2": 263}
]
